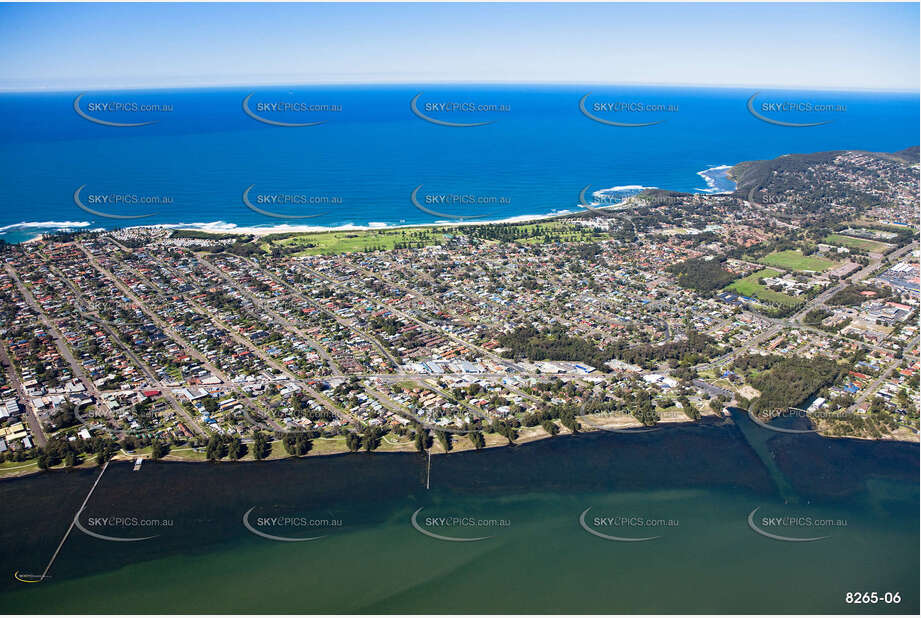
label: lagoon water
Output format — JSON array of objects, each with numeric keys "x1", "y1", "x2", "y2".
[
  {"x1": 0, "y1": 415, "x2": 916, "y2": 613},
  {"x1": 0, "y1": 85, "x2": 918, "y2": 242},
  {"x1": 0, "y1": 84, "x2": 918, "y2": 612}
]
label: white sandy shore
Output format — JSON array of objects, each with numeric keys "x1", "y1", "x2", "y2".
[{"x1": 154, "y1": 209, "x2": 585, "y2": 237}]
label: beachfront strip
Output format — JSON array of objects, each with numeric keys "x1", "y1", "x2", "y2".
[{"x1": 0, "y1": 148, "x2": 918, "y2": 473}]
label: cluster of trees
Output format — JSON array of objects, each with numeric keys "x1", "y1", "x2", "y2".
[
  {"x1": 733, "y1": 354, "x2": 846, "y2": 415},
  {"x1": 828, "y1": 285, "x2": 890, "y2": 307},
  {"x1": 412, "y1": 428, "x2": 433, "y2": 452},
  {"x1": 458, "y1": 223, "x2": 584, "y2": 244},
  {"x1": 608, "y1": 330, "x2": 719, "y2": 368},
  {"x1": 824, "y1": 397, "x2": 901, "y2": 439},
  {"x1": 624, "y1": 389, "x2": 660, "y2": 426},
  {"x1": 730, "y1": 150, "x2": 900, "y2": 216},
  {"x1": 28, "y1": 434, "x2": 122, "y2": 470},
  {"x1": 150, "y1": 439, "x2": 170, "y2": 460},
  {"x1": 281, "y1": 434, "x2": 311, "y2": 457},
  {"x1": 498, "y1": 326, "x2": 614, "y2": 369},
  {"x1": 566, "y1": 243, "x2": 605, "y2": 262},
  {"x1": 491, "y1": 420, "x2": 519, "y2": 445},
  {"x1": 803, "y1": 308, "x2": 832, "y2": 325},
  {"x1": 252, "y1": 431, "x2": 272, "y2": 459},
  {"x1": 213, "y1": 240, "x2": 265, "y2": 257},
  {"x1": 667, "y1": 258, "x2": 736, "y2": 292},
  {"x1": 44, "y1": 401, "x2": 79, "y2": 432},
  {"x1": 369, "y1": 315, "x2": 402, "y2": 336},
  {"x1": 204, "y1": 435, "x2": 248, "y2": 461},
  {"x1": 344, "y1": 427, "x2": 383, "y2": 453}
]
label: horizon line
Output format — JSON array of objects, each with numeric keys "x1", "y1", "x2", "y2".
[{"x1": 0, "y1": 79, "x2": 917, "y2": 95}]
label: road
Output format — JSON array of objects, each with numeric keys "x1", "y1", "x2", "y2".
[
  {"x1": 196, "y1": 255, "x2": 343, "y2": 374},
  {"x1": 699, "y1": 241, "x2": 919, "y2": 372},
  {"x1": 0, "y1": 343, "x2": 47, "y2": 447},
  {"x1": 237, "y1": 255, "x2": 404, "y2": 372},
  {"x1": 5, "y1": 263, "x2": 116, "y2": 442},
  {"x1": 121, "y1": 246, "x2": 355, "y2": 428},
  {"x1": 40, "y1": 257, "x2": 205, "y2": 438},
  {"x1": 847, "y1": 335, "x2": 919, "y2": 413}
]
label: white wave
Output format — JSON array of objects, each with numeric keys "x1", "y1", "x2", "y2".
[
  {"x1": 119, "y1": 209, "x2": 591, "y2": 238},
  {"x1": 595, "y1": 184, "x2": 656, "y2": 193},
  {"x1": 0, "y1": 220, "x2": 91, "y2": 232},
  {"x1": 696, "y1": 165, "x2": 736, "y2": 194}
]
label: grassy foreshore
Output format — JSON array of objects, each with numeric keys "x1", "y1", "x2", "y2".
[{"x1": 0, "y1": 409, "x2": 711, "y2": 480}]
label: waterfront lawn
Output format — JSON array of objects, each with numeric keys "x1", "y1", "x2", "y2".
[
  {"x1": 727, "y1": 268, "x2": 800, "y2": 306},
  {"x1": 758, "y1": 250, "x2": 836, "y2": 272}
]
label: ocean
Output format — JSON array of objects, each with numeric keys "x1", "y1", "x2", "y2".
[
  {"x1": 0, "y1": 414, "x2": 917, "y2": 613},
  {"x1": 0, "y1": 85, "x2": 917, "y2": 243}
]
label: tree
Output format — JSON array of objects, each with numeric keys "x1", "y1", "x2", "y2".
[
  {"x1": 283, "y1": 434, "x2": 311, "y2": 457},
  {"x1": 679, "y1": 396, "x2": 700, "y2": 420},
  {"x1": 436, "y1": 430, "x2": 452, "y2": 452},
  {"x1": 560, "y1": 412, "x2": 580, "y2": 433},
  {"x1": 151, "y1": 439, "x2": 169, "y2": 461},
  {"x1": 469, "y1": 431, "x2": 485, "y2": 450},
  {"x1": 228, "y1": 437, "x2": 247, "y2": 460},
  {"x1": 120, "y1": 436, "x2": 138, "y2": 452},
  {"x1": 541, "y1": 419, "x2": 559, "y2": 436},
  {"x1": 709, "y1": 398, "x2": 725, "y2": 415},
  {"x1": 362, "y1": 427, "x2": 382, "y2": 453},
  {"x1": 415, "y1": 429, "x2": 433, "y2": 452},
  {"x1": 492, "y1": 421, "x2": 518, "y2": 445},
  {"x1": 252, "y1": 431, "x2": 271, "y2": 460},
  {"x1": 37, "y1": 450, "x2": 51, "y2": 471},
  {"x1": 205, "y1": 436, "x2": 227, "y2": 461},
  {"x1": 345, "y1": 432, "x2": 362, "y2": 453}
]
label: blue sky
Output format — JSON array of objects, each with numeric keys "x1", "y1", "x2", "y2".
[{"x1": 0, "y1": 2, "x2": 917, "y2": 91}]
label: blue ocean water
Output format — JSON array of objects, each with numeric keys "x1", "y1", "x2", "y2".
[{"x1": 0, "y1": 85, "x2": 917, "y2": 242}]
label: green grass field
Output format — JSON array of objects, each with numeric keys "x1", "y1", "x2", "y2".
[
  {"x1": 727, "y1": 268, "x2": 800, "y2": 306},
  {"x1": 758, "y1": 250, "x2": 836, "y2": 272},
  {"x1": 260, "y1": 220, "x2": 608, "y2": 255},
  {"x1": 264, "y1": 228, "x2": 448, "y2": 255},
  {"x1": 823, "y1": 234, "x2": 890, "y2": 253}
]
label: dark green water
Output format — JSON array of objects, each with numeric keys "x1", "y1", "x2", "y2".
[{"x1": 0, "y1": 416, "x2": 917, "y2": 614}]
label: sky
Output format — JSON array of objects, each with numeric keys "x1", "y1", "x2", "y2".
[{"x1": 0, "y1": 2, "x2": 917, "y2": 92}]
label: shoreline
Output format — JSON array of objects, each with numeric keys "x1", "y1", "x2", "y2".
[
  {"x1": 0, "y1": 412, "x2": 712, "y2": 481},
  {"x1": 0, "y1": 209, "x2": 592, "y2": 245},
  {"x1": 4, "y1": 406, "x2": 916, "y2": 482},
  {"x1": 0, "y1": 166, "x2": 739, "y2": 244}
]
